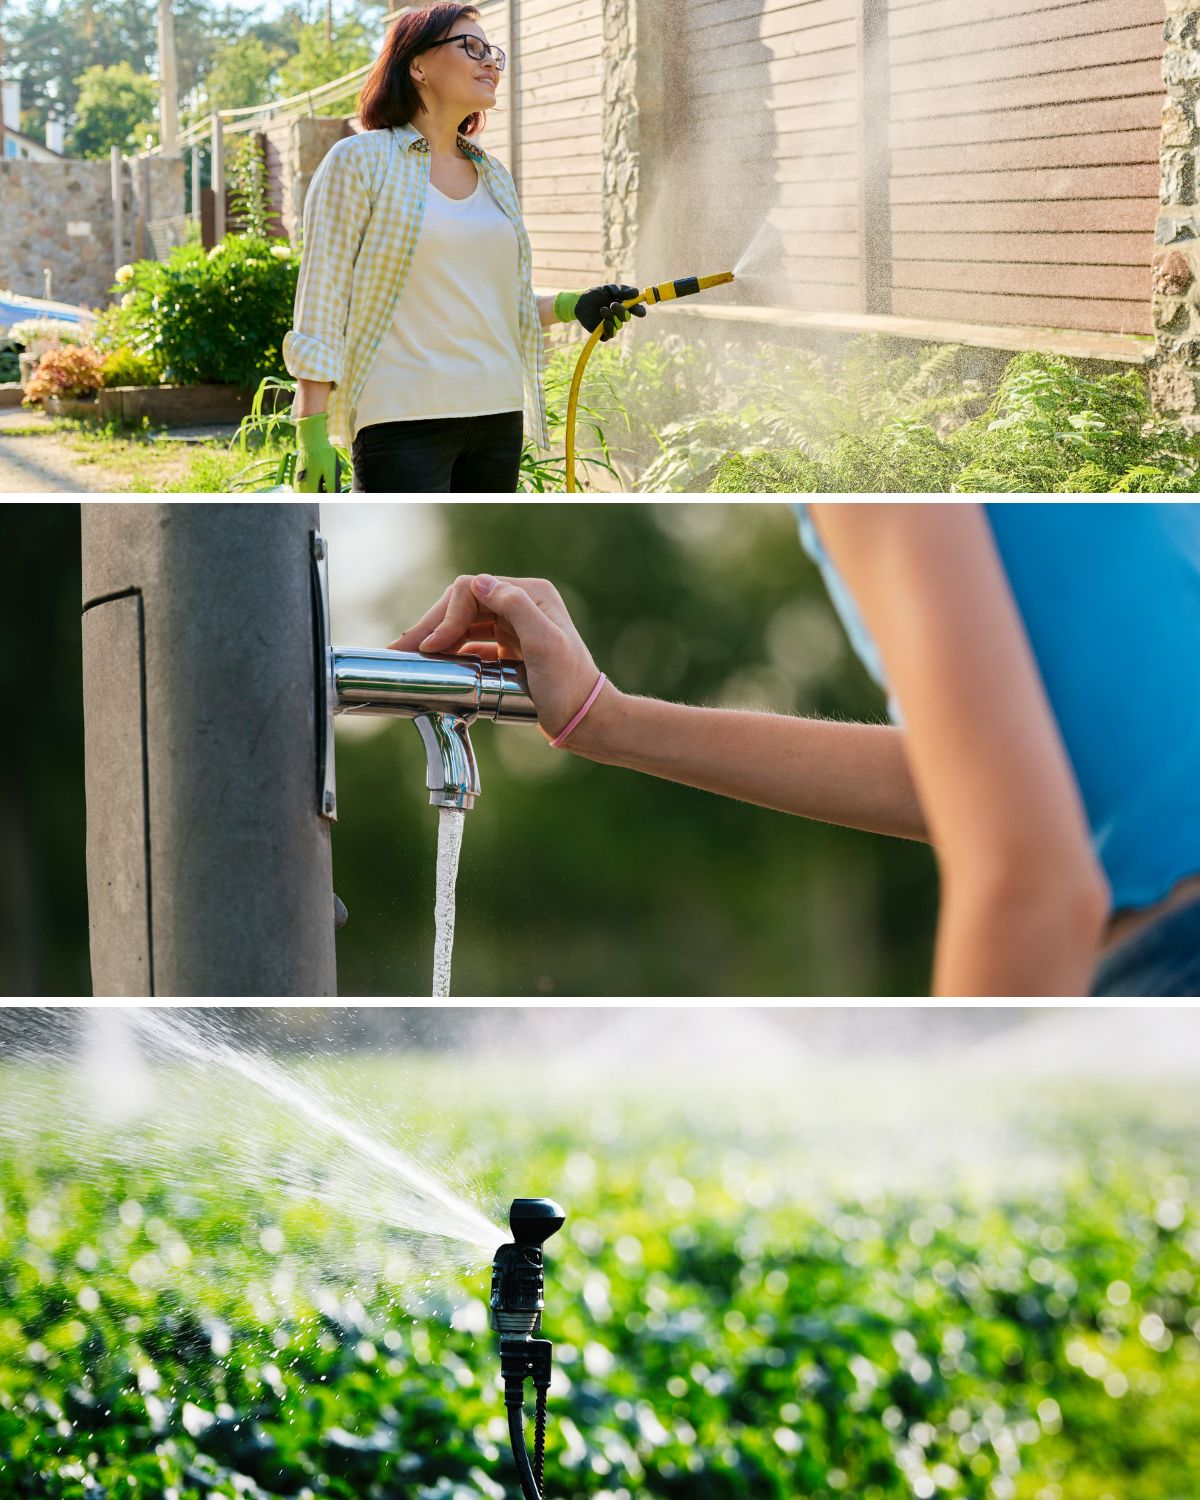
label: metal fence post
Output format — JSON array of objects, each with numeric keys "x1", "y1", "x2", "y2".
[
  {"x1": 212, "y1": 113, "x2": 226, "y2": 241},
  {"x1": 80, "y1": 504, "x2": 337, "y2": 998}
]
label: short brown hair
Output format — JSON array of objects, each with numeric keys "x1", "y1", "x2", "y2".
[{"x1": 358, "y1": 4, "x2": 486, "y2": 136}]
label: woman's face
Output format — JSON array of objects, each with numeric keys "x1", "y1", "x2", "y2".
[{"x1": 411, "y1": 19, "x2": 501, "y2": 116}]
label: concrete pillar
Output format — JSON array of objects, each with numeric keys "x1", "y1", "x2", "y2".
[
  {"x1": 110, "y1": 148, "x2": 125, "y2": 274},
  {"x1": 81, "y1": 505, "x2": 337, "y2": 997},
  {"x1": 157, "y1": 0, "x2": 179, "y2": 153},
  {"x1": 1153, "y1": 1, "x2": 1200, "y2": 420}
]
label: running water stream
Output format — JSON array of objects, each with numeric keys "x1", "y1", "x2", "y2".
[
  {"x1": 131, "y1": 1009, "x2": 504, "y2": 1254},
  {"x1": 432, "y1": 807, "x2": 466, "y2": 998}
]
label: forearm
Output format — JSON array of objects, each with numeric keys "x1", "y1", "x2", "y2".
[
  {"x1": 292, "y1": 378, "x2": 332, "y2": 418},
  {"x1": 570, "y1": 687, "x2": 928, "y2": 841},
  {"x1": 933, "y1": 872, "x2": 1108, "y2": 997},
  {"x1": 537, "y1": 293, "x2": 560, "y2": 329}
]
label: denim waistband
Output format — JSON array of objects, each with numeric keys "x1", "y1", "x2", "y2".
[{"x1": 1090, "y1": 892, "x2": 1200, "y2": 998}]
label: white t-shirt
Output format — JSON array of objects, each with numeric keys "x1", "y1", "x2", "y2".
[{"x1": 352, "y1": 175, "x2": 525, "y2": 435}]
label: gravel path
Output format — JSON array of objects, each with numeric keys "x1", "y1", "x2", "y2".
[{"x1": 0, "y1": 410, "x2": 236, "y2": 493}]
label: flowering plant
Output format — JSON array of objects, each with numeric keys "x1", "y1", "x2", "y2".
[
  {"x1": 22, "y1": 345, "x2": 106, "y2": 405},
  {"x1": 8, "y1": 318, "x2": 84, "y2": 356}
]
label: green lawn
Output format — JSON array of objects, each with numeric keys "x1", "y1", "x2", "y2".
[{"x1": 1, "y1": 1046, "x2": 1197, "y2": 1499}]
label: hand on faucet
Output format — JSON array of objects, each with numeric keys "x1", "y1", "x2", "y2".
[{"x1": 391, "y1": 574, "x2": 614, "y2": 749}]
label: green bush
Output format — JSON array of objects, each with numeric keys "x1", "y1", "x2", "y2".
[
  {"x1": 0, "y1": 346, "x2": 19, "y2": 383},
  {"x1": 710, "y1": 350, "x2": 1200, "y2": 494},
  {"x1": 100, "y1": 345, "x2": 162, "y2": 388},
  {"x1": 99, "y1": 236, "x2": 299, "y2": 390}
]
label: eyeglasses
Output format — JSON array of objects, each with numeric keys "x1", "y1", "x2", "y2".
[{"x1": 421, "y1": 34, "x2": 506, "y2": 71}]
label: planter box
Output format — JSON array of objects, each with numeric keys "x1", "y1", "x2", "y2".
[
  {"x1": 0, "y1": 383, "x2": 25, "y2": 408},
  {"x1": 99, "y1": 384, "x2": 257, "y2": 428},
  {"x1": 46, "y1": 395, "x2": 100, "y2": 420}
]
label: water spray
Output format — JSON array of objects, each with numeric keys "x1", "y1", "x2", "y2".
[
  {"x1": 565, "y1": 272, "x2": 735, "y2": 492},
  {"x1": 490, "y1": 1198, "x2": 566, "y2": 1500}
]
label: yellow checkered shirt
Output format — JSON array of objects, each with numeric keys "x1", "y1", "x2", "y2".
[{"x1": 283, "y1": 121, "x2": 549, "y2": 449}]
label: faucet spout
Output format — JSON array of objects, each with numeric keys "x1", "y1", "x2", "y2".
[{"x1": 414, "y1": 712, "x2": 480, "y2": 810}]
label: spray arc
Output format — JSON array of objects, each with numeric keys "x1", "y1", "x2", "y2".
[
  {"x1": 490, "y1": 1198, "x2": 566, "y2": 1500},
  {"x1": 565, "y1": 271, "x2": 735, "y2": 493}
]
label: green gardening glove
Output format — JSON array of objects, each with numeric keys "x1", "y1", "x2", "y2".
[{"x1": 295, "y1": 412, "x2": 338, "y2": 493}]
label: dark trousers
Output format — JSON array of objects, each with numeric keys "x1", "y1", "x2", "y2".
[
  {"x1": 1090, "y1": 892, "x2": 1200, "y2": 997},
  {"x1": 351, "y1": 410, "x2": 523, "y2": 493}
]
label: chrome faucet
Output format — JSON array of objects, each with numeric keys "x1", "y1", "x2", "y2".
[{"x1": 331, "y1": 647, "x2": 539, "y2": 810}]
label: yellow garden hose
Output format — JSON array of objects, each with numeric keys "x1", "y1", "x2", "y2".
[{"x1": 564, "y1": 271, "x2": 735, "y2": 493}]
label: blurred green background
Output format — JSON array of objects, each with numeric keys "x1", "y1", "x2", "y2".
[
  {"x1": 2, "y1": 502, "x2": 938, "y2": 997},
  {"x1": 2, "y1": 1006, "x2": 1199, "y2": 1500}
]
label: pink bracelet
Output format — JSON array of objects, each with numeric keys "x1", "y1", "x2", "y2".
[{"x1": 549, "y1": 672, "x2": 607, "y2": 749}]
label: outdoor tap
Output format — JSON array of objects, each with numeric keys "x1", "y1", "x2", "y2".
[
  {"x1": 331, "y1": 647, "x2": 539, "y2": 811},
  {"x1": 490, "y1": 1198, "x2": 566, "y2": 1500}
]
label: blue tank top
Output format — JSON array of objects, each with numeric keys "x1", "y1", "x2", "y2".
[{"x1": 793, "y1": 502, "x2": 1200, "y2": 911}]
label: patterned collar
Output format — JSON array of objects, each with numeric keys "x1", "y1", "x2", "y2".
[{"x1": 393, "y1": 120, "x2": 485, "y2": 161}]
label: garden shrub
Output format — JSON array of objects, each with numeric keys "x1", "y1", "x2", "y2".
[
  {"x1": 22, "y1": 345, "x2": 106, "y2": 406},
  {"x1": 952, "y1": 353, "x2": 1200, "y2": 493},
  {"x1": 100, "y1": 345, "x2": 162, "y2": 388},
  {"x1": 0, "y1": 344, "x2": 19, "y2": 383},
  {"x1": 100, "y1": 235, "x2": 299, "y2": 390},
  {"x1": 709, "y1": 349, "x2": 1200, "y2": 494}
]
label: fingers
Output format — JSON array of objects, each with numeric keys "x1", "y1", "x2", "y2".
[
  {"x1": 393, "y1": 575, "x2": 570, "y2": 657},
  {"x1": 389, "y1": 576, "x2": 481, "y2": 652}
]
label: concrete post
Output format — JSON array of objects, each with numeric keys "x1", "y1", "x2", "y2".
[
  {"x1": 80, "y1": 505, "x2": 337, "y2": 998},
  {"x1": 110, "y1": 147, "x2": 125, "y2": 274},
  {"x1": 157, "y1": 0, "x2": 179, "y2": 153},
  {"x1": 1153, "y1": 1, "x2": 1200, "y2": 420}
]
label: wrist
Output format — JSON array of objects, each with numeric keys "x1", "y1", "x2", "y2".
[
  {"x1": 554, "y1": 679, "x2": 627, "y2": 761},
  {"x1": 554, "y1": 289, "x2": 581, "y2": 324},
  {"x1": 296, "y1": 412, "x2": 328, "y2": 438}
]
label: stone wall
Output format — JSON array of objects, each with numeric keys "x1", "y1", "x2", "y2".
[
  {"x1": 1154, "y1": 2, "x2": 1200, "y2": 418},
  {"x1": 0, "y1": 156, "x2": 183, "y2": 309},
  {"x1": 263, "y1": 116, "x2": 351, "y2": 245}
]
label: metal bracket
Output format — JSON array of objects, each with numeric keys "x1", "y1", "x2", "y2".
[{"x1": 311, "y1": 531, "x2": 337, "y2": 821}]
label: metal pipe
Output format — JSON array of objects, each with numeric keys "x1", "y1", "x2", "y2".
[{"x1": 332, "y1": 648, "x2": 538, "y2": 811}]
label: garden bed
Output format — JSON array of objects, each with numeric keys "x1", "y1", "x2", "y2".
[{"x1": 97, "y1": 382, "x2": 256, "y2": 427}]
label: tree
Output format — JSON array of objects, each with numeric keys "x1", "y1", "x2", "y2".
[
  {"x1": 5, "y1": 0, "x2": 234, "y2": 138},
  {"x1": 276, "y1": 18, "x2": 372, "y2": 99},
  {"x1": 201, "y1": 34, "x2": 282, "y2": 112},
  {"x1": 69, "y1": 60, "x2": 157, "y2": 156}
]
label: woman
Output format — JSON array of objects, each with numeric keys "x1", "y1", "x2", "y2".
[
  {"x1": 392, "y1": 502, "x2": 1200, "y2": 998},
  {"x1": 283, "y1": 2, "x2": 644, "y2": 493}
]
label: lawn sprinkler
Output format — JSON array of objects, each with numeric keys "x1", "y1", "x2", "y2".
[
  {"x1": 565, "y1": 271, "x2": 735, "y2": 492},
  {"x1": 491, "y1": 1198, "x2": 566, "y2": 1500}
]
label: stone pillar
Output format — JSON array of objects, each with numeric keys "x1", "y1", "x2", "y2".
[
  {"x1": 1153, "y1": 2, "x2": 1200, "y2": 419},
  {"x1": 282, "y1": 116, "x2": 353, "y2": 243},
  {"x1": 602, "y1": 0, "x2": 641, "y2": 284}
]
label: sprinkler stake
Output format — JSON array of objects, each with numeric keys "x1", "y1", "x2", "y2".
[{"x1": 491, "y1": 1197, "x2": 565, "y2": 1500}]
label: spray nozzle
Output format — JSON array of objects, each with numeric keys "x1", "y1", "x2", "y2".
[
  {"x1": 640, "y1": 270, "x2": 735, "y2": 305},
  {"x1": 491, "y1": 1196, "x2": 566, "y2": 1500},
  {"x1": 510, "y1": 1197, "x2": 566, "y2": 1246}
]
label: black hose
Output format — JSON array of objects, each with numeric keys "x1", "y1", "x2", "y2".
[
  {"x1": 506, "y1": 1389, "x2": 542, "y2": 1500},
  {"x1": 533, "y1": 1385, "x2": 547, "y2": 1488}
]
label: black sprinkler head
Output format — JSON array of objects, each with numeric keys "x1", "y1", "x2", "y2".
[{"x1": 510, "y1": 1197, "x2": 565, "y2": 1247}]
